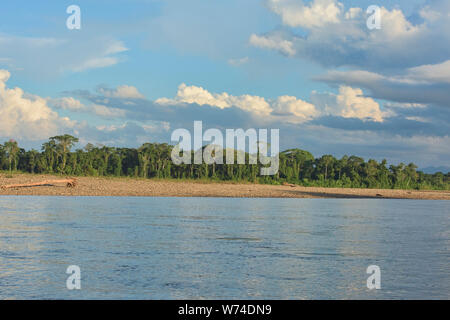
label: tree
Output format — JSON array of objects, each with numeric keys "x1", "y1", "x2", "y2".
[
  {"x1": 42, "y1": 140, "x2": 58, "y2": 172},
  {"x1": 404, "y1": 163, "x2": 418, "y2": 188},
  {"x1": 377, "y1": 159, "x2": 391, "y2": 188},
  {"x1": 100, "y1": 146, "x2": 115, "y2": 175},
  {"x1": 4, "y1": 139, "x2": 19, "y2": 173},
  {"x1": 390, "y1": 163, "x2": 406, "y2": 188},
  {"x1": 280, "y1": 149, "x2": 314, "y2": 181},
  {"x1": 25, "y1": 149, "x2": 40, "y2": 173},
  {"x1": 336, "y1": 155, "x2": 348, "y2": 181},
  {"x1": 316, "y1": 155, "x2": 335, "y2": 181},
  {"x1": 48, "y1": 134, "x2": 79, "y2": 173},
  {"x1": 138, "y1": 143, "x2": 153, "y2": 178}
]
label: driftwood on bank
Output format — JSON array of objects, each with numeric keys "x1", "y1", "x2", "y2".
[{"x1": 1, "y1": 178, "x2": 77, "y2": 190}]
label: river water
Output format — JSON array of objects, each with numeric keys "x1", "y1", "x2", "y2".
[{"x1": 0, "y1": 196, "x2": 448, "y2": 299}]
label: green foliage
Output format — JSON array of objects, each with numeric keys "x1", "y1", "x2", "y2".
[{"x1": 0, "y1": 136, "x2": 448, "y2": 190}]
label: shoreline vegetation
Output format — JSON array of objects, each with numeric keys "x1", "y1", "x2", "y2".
[
  {"x1": 0, "y1": 135, "x2": 449, "y2": 195},
  {"x1": 1, "y1": 173, "x2": 449, "y2": 200}
]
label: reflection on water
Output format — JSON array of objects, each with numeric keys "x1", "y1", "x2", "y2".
[{"x1": 0, "y1": 196, "x2": 449, "y2": 299}]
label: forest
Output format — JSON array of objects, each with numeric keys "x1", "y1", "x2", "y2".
[{"x1": 0, "y1": 135, "x2": 448, "y2": 190}]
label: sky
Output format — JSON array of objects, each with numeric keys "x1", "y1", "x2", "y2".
[{"x1": 0, "y1": 0, "x2": 449, "y2": 168}]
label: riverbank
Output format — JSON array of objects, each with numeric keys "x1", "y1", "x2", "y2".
[{"x1": 0, "y1": 173, "x2": 449, "y2": 199}]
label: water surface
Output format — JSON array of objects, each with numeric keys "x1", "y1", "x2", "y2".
[{"x1": 0, "y1": 197, "x2": 448, "y2": 299}]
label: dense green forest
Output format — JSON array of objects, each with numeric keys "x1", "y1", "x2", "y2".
[{"x1": 0, "y1": 135, "x2": 449, "y2": 190}]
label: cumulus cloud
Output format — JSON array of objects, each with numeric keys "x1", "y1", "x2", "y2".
[
  {"x1": 267, "y1": 0, "x2": 343, "y2": 28},
  {"x1": 129, "y1": 82, "x2": 386, "y2": 123},
  {"x1": 0, "y1": 69, "x2": 74, "y2": 141},
  {"x1": 311, "y1": 86, "x2": 385, "y2": 122},
  {"x1": 335, "y1": 86, "x2": 384, "y2": 122},
  {"x1": 156, "y1": 83, "x2": 273, "y2": 116},
  {"x1": 251, "y1": 0, "x2": 450, "y2": 71},
  {"x1": 272, "y1": 95, "x2": 318, "y2": 122},
  {"x1": 156, "y1": 83, "x2": 230, "y2": 109},
  {"x1": 258, "y1": 0, "x2": 450, "y2": 117},
  {"x1": 155, "y1": 83, "x2": 324, "y2": 123},
  {"x1": 72, "y1": 85, "x2": 265, "y2": 130},
  {"x1": 0, "y1": 70, "x2": 168, "y2": 147}
]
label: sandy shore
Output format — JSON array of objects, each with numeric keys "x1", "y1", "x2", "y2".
[{"x1": 0, "y1": 173, "x2": 449, "y2": 200}]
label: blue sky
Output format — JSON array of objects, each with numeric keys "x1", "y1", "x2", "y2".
[{"x1": 0, "y1": 0, "x2": 449, "y2": 168}]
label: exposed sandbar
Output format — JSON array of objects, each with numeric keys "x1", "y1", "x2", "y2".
[{"x1": 1, "y1": 174, "x2": 449, "y2": 200}]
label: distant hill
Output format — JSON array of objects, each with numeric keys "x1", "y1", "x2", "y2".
[{"x1": 420, "y1": 166, "x2": 450, "y2": 174}]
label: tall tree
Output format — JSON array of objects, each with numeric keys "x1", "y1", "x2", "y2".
[
  {"x1": 4, "y1": 139, "x2": 19, "y2": 173},
  {"x1": 42, "y1": 140, "x2": 58, "y2": 172},
  {"x1": 138, "y1": 143, "x2": 153, "y2": 178},
  {"x1": 48, "y1": 134, "x2": 79, "y2": 173}
]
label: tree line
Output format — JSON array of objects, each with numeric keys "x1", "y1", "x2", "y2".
[{"x1": 0, "y1": 135, "x2": 449, "y2": 190}]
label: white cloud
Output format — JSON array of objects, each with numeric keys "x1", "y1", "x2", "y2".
[
  {"x1": 251, "y1": 1, "x2": 450, "y2": 70},
  {"x1": 383, "y1": 102, "x2": 427, "y2": 109},
  {"x1": 335, "y1": 86, "x2": 384, "y2": 122},
  {"x1": 156, "y1": 83, "x2": 230, "y2": 109},
  {"x1": 272, "y1": 95, "x2": 318, "y2": 122},
  {"x1": 155, "y1": 83, "x2": 386, "y2": 123},
  {"x1": 345, "y1": 7, "x2": 362, "y2": 20},
  {"x1": 376, "y1": 7, "x2": 421, "y2": 40},
  {"x1": 0, "y1": 69, "x2": 74, "y2": 140},
  {"x1": 49, "y1": 97, "x2": 86, "y2": 111},
  {"x1": 249, "y1": 33, "x2": 296, "y2": 56},
  {"x1": 407, "y1": 60, "x2": 450, "y2": 84},
  {"x1": 267, "y1": 0, "x2": 343, "y2": 28},
  {"x1": 312, "y1": 86, "x2": 385, "y2": 122},
  {"x1": 156, "y1": 83, "x2": 273, "y2": 116},
  {"x1": 153, "y1": 83, "x2": 389, "y2": 123},
  {"x1": 68, "y1": 40, "x2": 128, "y2": 72},
  {"x1": 92, "y1": 104, "x2": 127, "y2": 119},
  {"x1": 228, "y1": 57, "x2": 249, "y2": 66},
  {"x1": 49, "y1": 96, "x2": 127, "y2": 119},
  {"x1": 405, "y1": 116, "x2": 431, "y2": 123},
  {"x1": 0, "y1": 34, "x2": 128, "y2": 76},
  {"x1": 316, "y1": 60, "x2": 450, "y2": 107},
  {"x1": 98, "y1": 85, "x2": 145, "y2": 99},
  {"x1": 71, "y1": 57, "x2": 119, "y2": 73}
]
